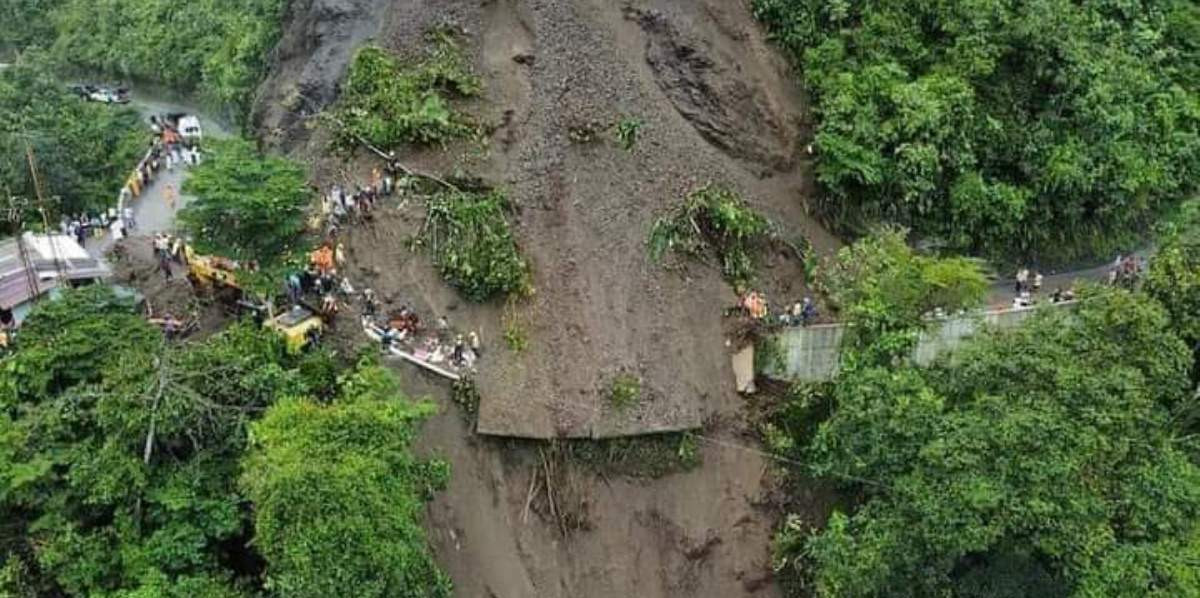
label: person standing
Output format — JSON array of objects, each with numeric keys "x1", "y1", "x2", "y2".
[{"x1": 158, "y1": 254, "x2": 173, "y2": 280}]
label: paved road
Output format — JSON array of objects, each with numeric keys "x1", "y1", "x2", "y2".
[
  {"x1": 85, "y1": 95, "x2": 231, "y2": 257},
  {"x1": 984, "y1": 248, "x2": 1155, "y2": 308}
]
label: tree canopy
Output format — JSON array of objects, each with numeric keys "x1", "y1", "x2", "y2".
[
  {"x1": 1, "y1": 0, "x2": 284, "y2": 119},
  {"x1": 0, "y1": 287, "x2": 449, "y2": 597},
  {"x1": 754, "y1": 0, "x2": 1200, "y2": 262},
  {"x1": 771, "y1": 236, "x2": 1200, "y2": 597},
  {"x1": 179, "y1": 138, "x2": 313, "y2": 267},
  {"x1": 0, "y1": 56, "x2": 145, "y2": 227},
  {"x1": 241, "y1": 365, "x2": 452, "y2": 598},
  {"x1": 815, "y1": 227, "x2": 988, "y2": 362}
]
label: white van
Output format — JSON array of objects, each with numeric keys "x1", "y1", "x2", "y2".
[{"x1": 177, "y1": 115, "x2": 203, "y2": 144}]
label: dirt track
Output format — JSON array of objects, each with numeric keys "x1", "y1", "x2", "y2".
[{"x1": 256, "y1": 0, "x2": 834, "y2": 595}]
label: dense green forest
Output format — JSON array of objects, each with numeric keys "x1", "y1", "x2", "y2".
[
  {"x1": 768, "y1": 228, "x2": 1200, "y2": 597},
  {"x1": 1, "y1": 0, "x2": 285, "y2": 119},
  {"x1": 0, "y1": 58, "x2": 144, "y2": 226},
  {"x1": 0, "y1": 287, "x2": 449, "y2": 596},
  {"x1": 754, "y1": 0, "x2": 1200, "y2": 262}
]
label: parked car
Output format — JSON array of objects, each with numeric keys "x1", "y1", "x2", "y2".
[{"x1": 69, "y1": 84, "x2": 130, "y2": 104}]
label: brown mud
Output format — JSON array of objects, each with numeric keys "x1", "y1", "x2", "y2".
[{"x1": 254, "y1": 0, "x2": 836, "y2": 595}]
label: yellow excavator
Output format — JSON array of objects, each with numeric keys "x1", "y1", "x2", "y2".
[{"x1": 184, "y1": 245, "x2": 323, "y2": 353}]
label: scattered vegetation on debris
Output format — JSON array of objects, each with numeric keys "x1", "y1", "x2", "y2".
[
  {"x1": 754, "y1": 335, "x2": 786, "y2": 376},
  {"x1": 568, "y1": 432, "x2": 701, "y2": 479},
  {"x1": 415, "y1": 189, "x2": 530, "y2": 302},
  {"x1": 615, "y1": 116, "x2": 643, "y2": 151},
  {"x1": 607, "y1": 372, "x2": 642, "y2": 410},
  {"x1": 451, "y1": 378, "x2": 481, "y2": 422},
  {"x1": 334, "y1": 30, "x2": 481, "y2": 149},
  {"x1": 567, "y1": 120, "x2": 605, "y2": 144},
  {"x1": 648, "y1": 184, "x2": 776, "y2": 287},
  {"x1": 502, "y1": 298, "x2": 530, "y2": 352}
]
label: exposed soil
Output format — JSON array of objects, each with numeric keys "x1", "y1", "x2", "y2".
[
  {"x1": 253, "y1": 0, "x2": 838, "y2": 595},
  {"x1": 107, "y1": 236, "x2": 227, "y2": 338}
]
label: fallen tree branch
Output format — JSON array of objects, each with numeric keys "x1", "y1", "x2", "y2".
[{"x1": 315, "y1": 112, "x2": 461, "y2": 193}]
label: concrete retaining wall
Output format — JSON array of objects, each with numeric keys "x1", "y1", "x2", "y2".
[{"x1": 772, "y1": 302, "x2": 1073, "y2": 381}]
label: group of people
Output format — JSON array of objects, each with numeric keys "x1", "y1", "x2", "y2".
[
  {"x1": 118, "y1": 117, "x2": 202, "y2": 233},
  {"x1": 373, "y1": 305, "x2": 482, "y2": 370},
  {"x1": 60, "y1": 212, "x2": 119, "y2": 247},
  {"x1": 1012, "y1": 268, "x2": 1046, "y2": 308},
  {"x1": 734, "y1": 290, "x2": 820, "y2": 327},
  {"x1": 1108, "y1": 254, "x2": 1145, "y2": 289},
  {"x1": 321, "y1": 167, "x2": 397, "y2": 238}
]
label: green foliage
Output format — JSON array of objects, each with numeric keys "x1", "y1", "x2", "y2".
[
  {"x1": 566, "y1": 432, "x2": 702, "y2": 479},
  {"x1": 754, "y1": 335, "x2": 786, "y2": 376},
  {"x1": 777, "y1": 288, "x2": 1200, "y2": 597},
  {"x1": 648, "y1": 184, "x2": 774, "y2": 287},
  {"x1": 754, "y1": 0, "x2": 1200, "y2": 262},
  {"x1": 0, "y1": 286, "x2": 336, "y2": 596},
  {"x1": 418, "y1": 189, "x2": 530, "y2": 302},
  {"x1": 12, "y1": 0, "x2": 286, "y2": 119},
  {"x1": 1144, "y1": 209, "x2": 1200, "y2": 347},
  {"x1": 450, "y1": 378, "x2": 480, "y2": 420},
  {"x1": 816, "y1": 227, "x2": 986, "y2": 361},
  {"x1": 0, "y1": 57, "x2": 145, "y2": 225},
  {"x1": 335, "y1": 34, "x2": 480, "y2": 150},
  {"x1": 241, "y1": 364, "x2": 451, "y2": 598},
  {"x1": 180, "y1": 138, "x2": 313, "y2": 267},
  {"x1": 614, "y1": 116, "x2": 643, "y2": 151},
  {"x1": 503, "y1": 309, "x2": 529, "y2": 352},
  {"x1": 0, "y1": 1, "x2": 64, "y2": 56},
  {"x1": 607, "y1": 373, "x2": 642, "y2": 410}
]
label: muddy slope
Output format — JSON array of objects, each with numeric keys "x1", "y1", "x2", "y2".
[
  {"x1": 253, "y1": 0, "x2": 832, "y2": 595},
  {"x1": 466, "y1": 0, "x2": 830, "y2": 439},
  {"x1": 252, "y1": 0, "x2": 388, "y2": 146},
  {"x1": 256, "y1": 0, "x2": 829, "y2": 439}
]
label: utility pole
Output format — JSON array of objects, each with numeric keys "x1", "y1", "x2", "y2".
[{"x1": 25, "y1": 143, "x2": 66, "y2": 283}]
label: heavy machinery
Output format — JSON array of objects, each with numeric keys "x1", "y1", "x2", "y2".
[
  {"x1": 186, "y1": 246, "x2": 241, "y2": 293},
  {"x1": 265, "y1": 304, "x2": 324, "y2": 354},
  {"x1": 185, "y1": 246, "x2": 323, "y2": 352}
]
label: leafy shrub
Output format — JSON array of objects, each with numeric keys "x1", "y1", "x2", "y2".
[
  {"x1": 335, "y1": 32, "x2": 480, "y2": 149},
  {"x1": 783, "y1": 290, "x2": 1200, "y2": 597},
  {"x1": 241, "y1": 363, "x2": 452, "y2": 598},
  {"x1": 418, "y1": 189, "x2": 530, "y2": 302},
  {"x1": 753, "y1": 0, "x2": 1200, "y2": 263},
  {"x1": 615, "y1": 117, "x2": 643, "y2": 151},
  {"x1": 607, "y1": 373, "x2": 642, "y2": 410},
  {"x1": 0, "y1": 287, "x2": 336, "y2": 596},
  {"x1": 648, "y1": 184, "x2": 774, "y2": 287}
]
